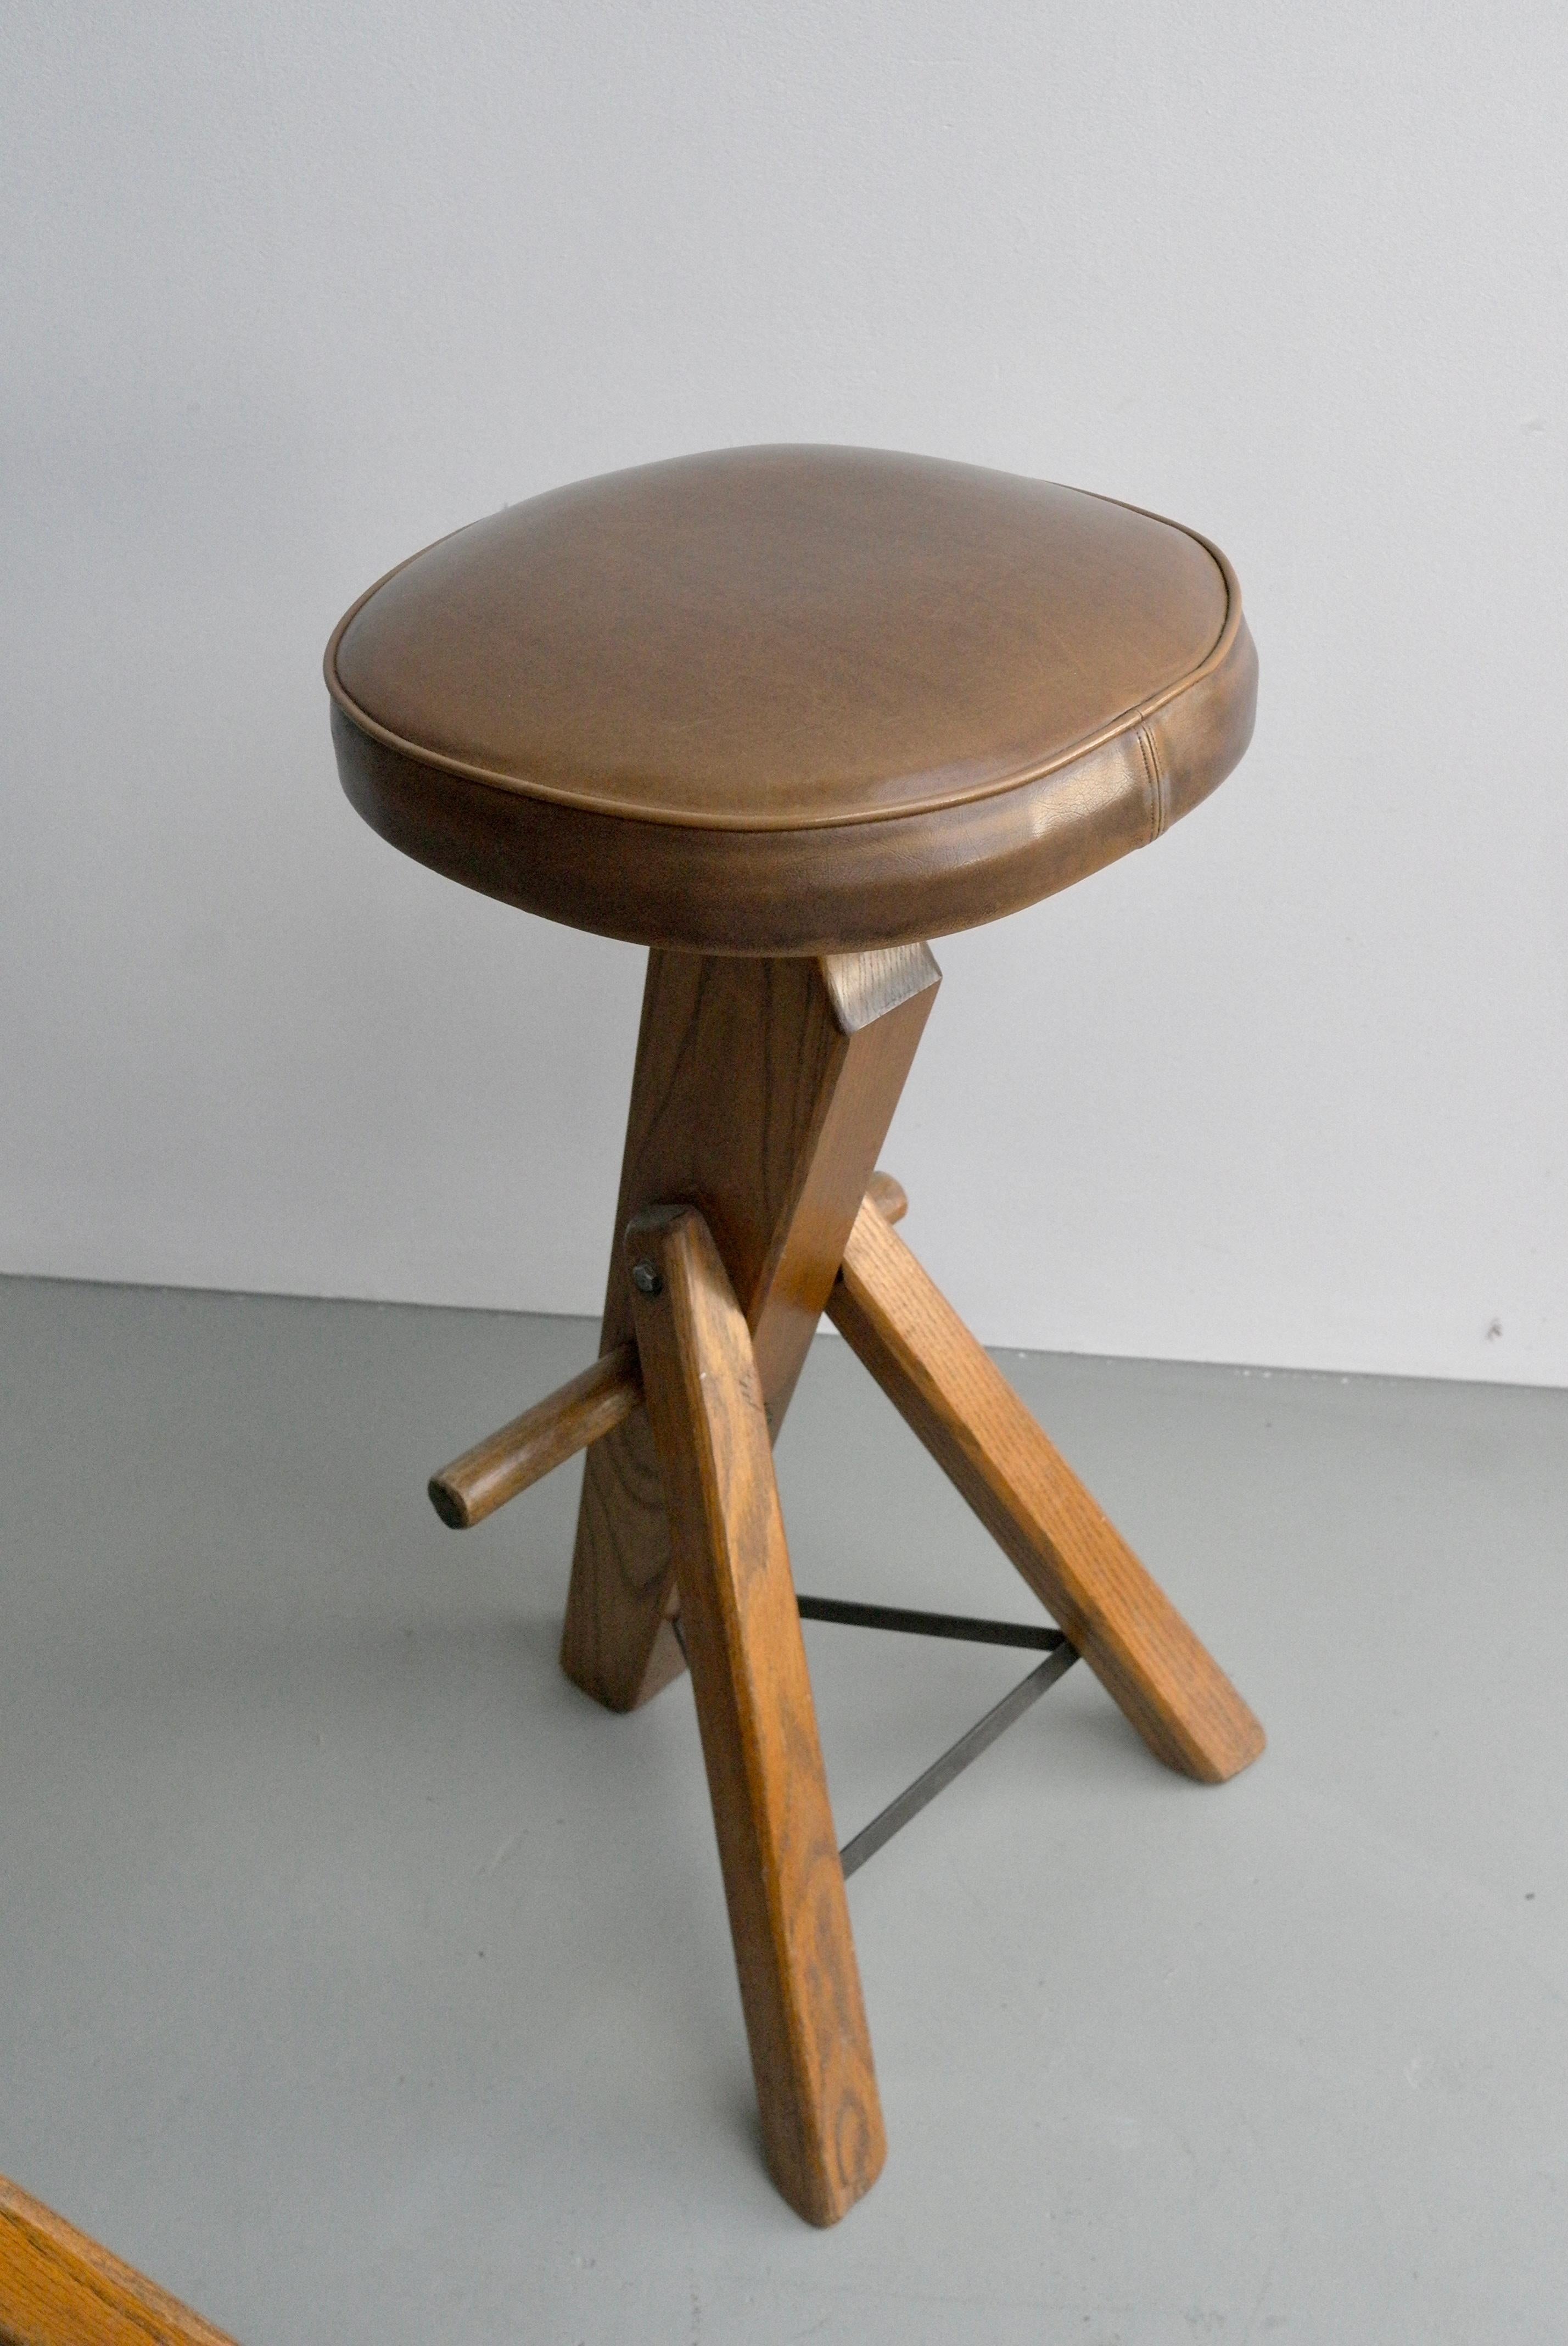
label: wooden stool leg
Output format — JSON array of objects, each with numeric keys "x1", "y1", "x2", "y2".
[
  {"x1": 828, "y1": 1199, "x2": 1265, "y2": 1783},
  {"x1": 561, "y1": 945, "x2": 939, "y2": 1712},
  {"x1": 627, "y1": 1203, "x2": 885, "y2": 2226}
]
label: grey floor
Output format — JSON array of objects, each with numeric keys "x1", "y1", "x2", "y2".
[{"x1": 2, "y1": 1276, "x2": 1565, "y2": 2344}]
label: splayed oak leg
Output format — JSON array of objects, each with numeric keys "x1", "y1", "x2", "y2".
[
  {"x1": 627, "y1": 1203, "x2": 885, "y2": 2226},
  {"x1": 828, "y1": 1199, "x2": 1264, "y2": 1784}
]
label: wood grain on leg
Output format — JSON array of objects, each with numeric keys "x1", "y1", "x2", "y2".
[
  {"x1": 561, "y1": 946, "x2": 939, "y2": 1712},
  {"x1": 626, "y1": 1205, "x2": 885, "y2": 2226},
  {"x1": 827, "y1": 1200, "x2": 1264, "y2": 1783}
]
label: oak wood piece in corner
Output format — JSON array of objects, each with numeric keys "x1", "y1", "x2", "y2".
[
  {"x1": 0, "y1": 2175, "x2": 240, "y2": 2346},
  {"x1": 826, "y1": 1199, "x2": 1264, "y2": 1784},
  {"x1": 560, "y1": 946, "x2": 939, "y2": 1714},
  {"x1": 626, "y1": 1204, "x2": 885, "y2": 2226}
]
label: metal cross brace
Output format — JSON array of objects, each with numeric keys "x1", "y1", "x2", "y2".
[{"x1": 793, "y1": 1595, "x2": 1079, "y2": 1876}]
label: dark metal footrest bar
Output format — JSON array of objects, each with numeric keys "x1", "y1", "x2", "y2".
[
  {"x1": 796, "y1": 1594, "x2": 1065, "y2": 1651},
  {"x1": 674, "y1": 1596, "x2": 1077, "y2": 1874},
  {"x1": 792, "y1": 1594, "x2": 1078, "y2": 1878},
  {"x1": 836, "y1": 1643, "x2": 1078, "y2": 1877}
]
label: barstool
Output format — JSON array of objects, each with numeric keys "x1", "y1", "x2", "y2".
[{"x1": 324, "y1": 445, "x2": 1265, "y2": 2227}]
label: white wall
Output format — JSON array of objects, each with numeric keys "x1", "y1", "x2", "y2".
[{"x1": 3, "y1": 2, "x2": 1565, "y2": 1384}]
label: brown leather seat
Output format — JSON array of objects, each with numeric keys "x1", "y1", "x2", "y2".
[{"x1": 327, "y1": 445, "x2": 1255, "y2": 954}]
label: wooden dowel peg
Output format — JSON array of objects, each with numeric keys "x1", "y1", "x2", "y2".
[
  {"x1": 429, "y1": 1342, "x2": 643, "y2": 1528},
  {"x1": 863, "y1": 1169, "x2": 908, "y2": 1226},
  {"x1": 430, "y1": 1171, "x2": 910, "y2": 1531}
]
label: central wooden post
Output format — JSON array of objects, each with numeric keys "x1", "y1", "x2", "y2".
[{"x1": 559, "y1": 944, "x2": 942, "y2": 1712}]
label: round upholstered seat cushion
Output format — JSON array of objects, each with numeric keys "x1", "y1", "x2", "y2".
[{"x1": 326, "y1": 445, "x2": 1255, "y2": 953}]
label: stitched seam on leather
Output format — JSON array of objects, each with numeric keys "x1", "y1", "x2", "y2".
[
  {"x1": 324, "y1": 517, "x2": 1242, "y2": 836},
  {"x1": 1137, "y1": 722, "x2": 1166, "y2": 842}
]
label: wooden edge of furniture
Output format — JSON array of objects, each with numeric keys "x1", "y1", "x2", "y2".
[
  {"x1": 429, "y1": 1170, "x2": 908, "y2": 1530},
  {"x1": 0, "y1": 2176, "x2": 239, "y2": 2346},
  {"x1": 825, "y1": 1198, "x2": 1265, "y2": 1784},
  {"x1": 623, "y1": 1203, "x2": 884, "y2": 2226}
]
